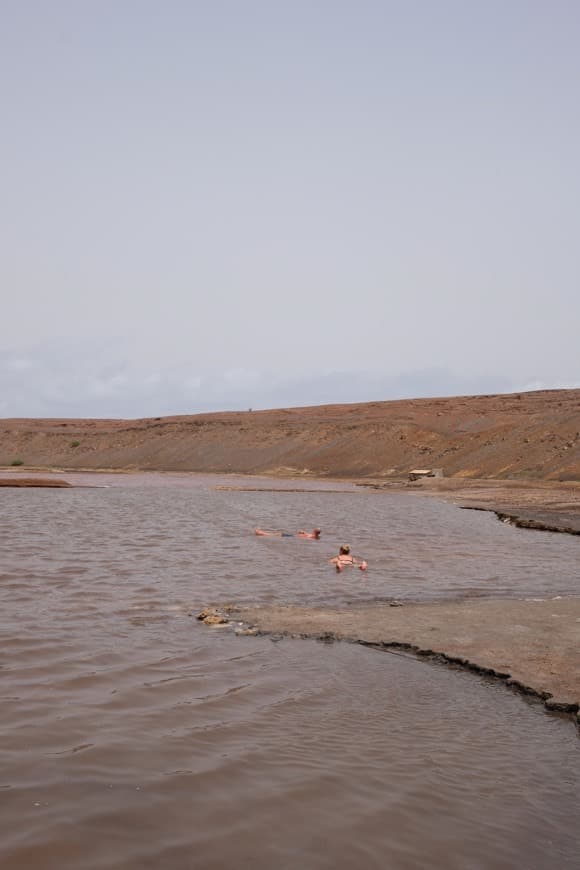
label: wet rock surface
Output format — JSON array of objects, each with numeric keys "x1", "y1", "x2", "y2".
[{"x1": 197, "y1": 608, "x2": 229, "y2": 626}]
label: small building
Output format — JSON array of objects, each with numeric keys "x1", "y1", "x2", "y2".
[{"x1": 408, "y1": 468, "x2": 444, "y2": 482}]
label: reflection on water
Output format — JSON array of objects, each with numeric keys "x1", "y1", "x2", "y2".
[{"x1": 1, "y1": 473, "x2": 579, "y2": 869}]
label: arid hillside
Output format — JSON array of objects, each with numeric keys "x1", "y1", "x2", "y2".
[{"x1": 2, "y1": 389, "x2": 580, "y2": 480}]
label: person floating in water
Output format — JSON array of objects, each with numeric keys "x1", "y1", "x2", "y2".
[
  {"x1": 329, "y1": 544, "x2": 368, "y2": 572},
  {"x1": 254, "y1": 527, "x2": 321, "y2": 539}
]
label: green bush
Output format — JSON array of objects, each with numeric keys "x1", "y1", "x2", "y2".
[
  {"x1": 10, "y1": 459, "x2": 24, "y2": 466},
  {"x1": 70, "y1": 440, "x2": 80, "y2": 448}
]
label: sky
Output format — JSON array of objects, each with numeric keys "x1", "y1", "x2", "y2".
[{"x1": 1, "y1": 0, "x2": 579, "y2": 417}]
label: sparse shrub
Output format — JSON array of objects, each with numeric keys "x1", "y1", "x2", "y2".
[
  {"x1": 10, "y1": 459, "x2": 24, "y2": 466},
  {"x1": 70, "y1": 440, "x2": 80, "y2": 448}
]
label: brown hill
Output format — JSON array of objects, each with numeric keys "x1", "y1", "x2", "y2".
[{"x1": 1, "y1": 389, "x2": 580, "y2": 481}]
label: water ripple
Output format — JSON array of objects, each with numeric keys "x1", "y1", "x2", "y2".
[{"x1": 1, "y1": 474, "x2": 579, "y2": 869}]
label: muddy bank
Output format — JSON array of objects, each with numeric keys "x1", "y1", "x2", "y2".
[
  {"x1": 226, "y1": 598, "x2": 580, "y2": 719},
  {"x1": 0, "y1": 477, "x2": 73, "y2": 488},
  {"x1": 377, "y1": 477, "x2": 580, "y2": 537},
  {"x1": 463, "y1": 506, "x2": 580, "y2": 536}
]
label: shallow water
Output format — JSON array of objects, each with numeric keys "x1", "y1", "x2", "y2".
[{"x1": 1, "y1": 473, "x2": 579, "y2": 869}]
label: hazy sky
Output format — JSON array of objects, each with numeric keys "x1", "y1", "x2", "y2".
[{"x1": 1, "y1": 1, "x2": 579, "y2": 416}]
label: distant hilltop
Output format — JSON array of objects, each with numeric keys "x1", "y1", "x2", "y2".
[{"x1": 1, "y1": 389, "x2": 579, "y2": 481}]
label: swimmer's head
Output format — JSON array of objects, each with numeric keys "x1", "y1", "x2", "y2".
[
  {"x1": 339, "y1": 544, "x2": 350, "y2": 555},
  {"x1": 313, "y1": 528, "x2": 321, "y2": 538}
]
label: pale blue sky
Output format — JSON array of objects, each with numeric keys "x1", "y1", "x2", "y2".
[{"x1": 1, "y1": 1, "x2": 579, "y2": 416}]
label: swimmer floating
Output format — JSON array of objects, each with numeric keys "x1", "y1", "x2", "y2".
[
  {"x1": 254, "y1": 528, "x2": 321, "y2": 539},
  {"x1": 329, "y1": 544, "x2": 368, "y2": 572}
]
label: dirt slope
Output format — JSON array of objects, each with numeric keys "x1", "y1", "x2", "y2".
[{"x1": 1, "y1": 389, "x2": 580, "y2": 480}]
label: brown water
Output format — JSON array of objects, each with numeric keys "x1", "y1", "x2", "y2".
[{"x1": 1, "y1": 473, "x2": 579, "y2": 869}]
